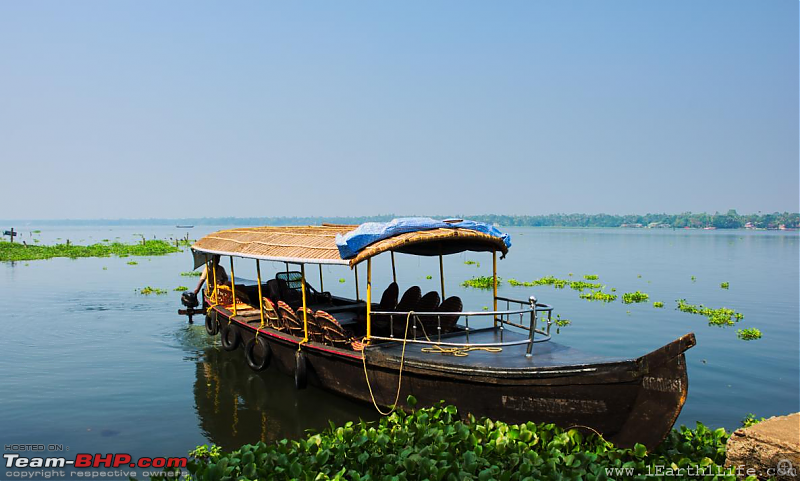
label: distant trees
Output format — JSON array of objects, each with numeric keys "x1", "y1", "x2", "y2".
[{"x1": 10, "y1": 212, "x2": 799, "y2": 229}]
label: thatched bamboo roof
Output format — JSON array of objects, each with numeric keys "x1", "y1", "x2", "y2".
[
  {"x1": 193, "y1": 225, "x2": 508, "y2": 267},
  {"x1": 192, "y1": 225, "x2": 355, "y2": 265}
]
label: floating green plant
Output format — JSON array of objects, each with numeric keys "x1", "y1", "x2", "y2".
[
  {"x1": 0, "y1": 240, "x2": 180, "y2": 262},
  {"x1": 740, "y1": 413, "x2": 765, "y2": 427},
  {"x1": 568, "y1": 280, "x2": 602, "y2": 291},
  {"x1": 622, "y1": 291, "x2": 650, "y2": 304},
  {"x1": 127, "y1": 261, "x2": 138, "y2": 265},
  {"x1": 579, "y1": 290, "x2": 617, "y2": 302},
  {"x1": 736, "y1": 328, "x2": 762, "y2": 341},
  {"x1": 653, "y1": 301, "x2": 664, "y2": 308},
  {"x1": 677, "y1": 299, "x2": 744, "y2": 326},
  {"x1": 583, "y1": 274, "x2": 599, "y2": 280},
  {"x1": 464, "y1": 260, "x2": 480, "y2": 267},
  {"x1": 31, "y1": 230, "x2": 41, "y2": 234},
  {"x1": 425, "y1": 275, "x2": 432, "y2": 280},
  {"x1": 137, "y1": 286, "x2": 167, "y2": 295},
  {"x1": 339, "y1": 278, "x2": 346, "y2": 283},
  {"x1": 461, "y1": 276, "x2": 499, "y2": 289},
  {"x1": 507, "y1": 276, "x2": 567, "y2": 288},
  {"x1": 720, "y1": 282, "x2": 730, "y2": 289},
  {"x1": 180, "y1": 271, "x2": 202, "y2": 277},
  {"x1": 691, "y1": 276, "x2": 696, "y2": 282},
  {"x1": 637, "y1": 274, "x2": 642, "y2": 278},
  {"x1": 174, "y1": 286, "x2": 189, "y2": 291},
  {"x1": 554, "y1": 315, "x2": 571, "y2": 327}
]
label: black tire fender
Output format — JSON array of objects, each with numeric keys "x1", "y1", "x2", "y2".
[
  {"x1": 205, "y1": 310, "x2": 219, "y2": 336},
  {"x1": 295, "y1": 350, "x2": 307, "y2": 390},
  {"x1": 245, "y1": 336, "x2": 271, "y2": 371},
  {"x1": 220, "y1": 323, "x2": 241, "y2": 351}
]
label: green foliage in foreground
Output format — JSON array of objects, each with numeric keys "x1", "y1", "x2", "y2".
[
  {"x1": 0, "y1": 240, "x2": 180, "y2": 262},
  {"x1": 461, "y1": 276, "x2": 500, "y2": 289},
  {"x1": 161, "y1": 398, "x2": 745, "y2": 481},
  {"x1": 181, "y1": 271, "x2": 202, "y2": 277},
  {"x1": 174, "y1": 286, "x2": 189, "y2": 292}
]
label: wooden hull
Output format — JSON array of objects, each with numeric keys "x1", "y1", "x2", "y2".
[{"x1": 212, "y1": 305, "x2": 694, "y2": 449}]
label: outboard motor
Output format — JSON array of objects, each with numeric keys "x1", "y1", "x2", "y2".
[
  {"x1": 181, "y1": 291, "x2": 199, "y2": 309},
  {"x1": 178, "y1": 291, "x2": 202, "y2": 323}
]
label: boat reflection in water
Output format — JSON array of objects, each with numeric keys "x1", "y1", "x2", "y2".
[{"x1": 194, "y1": 346, "x2": 376, "y2": 450}]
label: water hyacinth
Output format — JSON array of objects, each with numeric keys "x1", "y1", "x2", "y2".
[
  {"x1": 461, "y1": 276, "x2": 499, "y2": 289},
  {"x1": 0, "y1": 240, "x2": 181, "y2": 262},
  {"x1": 736, "y1": 328, "x2": 762, "y2": 341},
  {"x1": 165, "y1": 398, "x2": 738, "y2": 481},
  {"x1": 622, "y1": 291, "x2": 650, "y2": 304},
  {"x1": 677, "y1": 299, "x2": 744, "y2": 327},
  {"x1": 579, "y1": 290, "x2": 617, "y2": 302}
]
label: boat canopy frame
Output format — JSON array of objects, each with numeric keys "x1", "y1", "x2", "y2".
[{"x1": 193, "y1": 224, "x2": 549, "y2": 355}]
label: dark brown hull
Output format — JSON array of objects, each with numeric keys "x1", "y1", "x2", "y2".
[{"x1": 211, "y1": 305, "x2": 694, "y2": 449}]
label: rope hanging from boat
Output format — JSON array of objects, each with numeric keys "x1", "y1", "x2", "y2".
[{"x1": 361, "y1": 311, "x2": 414, "y2": 416}]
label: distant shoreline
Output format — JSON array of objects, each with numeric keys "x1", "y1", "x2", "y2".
[{"x1": 1, "y1": 212, "x2": 797, "y2": 230}]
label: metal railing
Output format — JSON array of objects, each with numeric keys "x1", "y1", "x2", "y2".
[{"x1": 369, "y1": 296, "x2": 553, "y2": 357}]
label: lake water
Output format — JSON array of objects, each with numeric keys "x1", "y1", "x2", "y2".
[{"x1": 1, "y1": 225, "x2": 797, "y2": 470}]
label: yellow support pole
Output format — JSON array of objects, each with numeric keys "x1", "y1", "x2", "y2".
[
  {"x1": 211, "y1": 259, "x2": 218, "y2": 304},
  {"x1": 205, "y1": 260, "x2": 212, "y2": 297},
  {"x1": 493, "y1": 250, "x2": 498, "y2": 327},
  {"x1": 366, "y1": 258, "x2": 372, "y2": 340},
  {"x1": 439, "y1": 252, "x2": 445, "y2": 300},
  {"x1": 318, "y1": 264, "x2": 324, "y2": 293},
  {"x1": 230, "y1": 257, "x2": 237, "y2": 316},
  {"x1": 390, "y1": 251, "x2": 396, "y2": 283},
  {"x1": 354, "y1": 264, "x2": 360, "y2": 301},
  {"x1": 301, "y1": 264, "x2": 308, "y2": 343},
  {"x1": 256, "y1": 260, "x2": 264, "y2": 328}
]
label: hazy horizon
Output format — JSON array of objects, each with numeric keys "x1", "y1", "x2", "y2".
[{"x1": 1, "y1": 1, "x2": 797, "y2": 220}]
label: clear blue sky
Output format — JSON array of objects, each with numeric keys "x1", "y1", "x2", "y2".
[{"x1": 0, "y1": 1, "x2": 797, "y2": 220}]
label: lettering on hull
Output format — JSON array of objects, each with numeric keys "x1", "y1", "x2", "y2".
[
  {"x1": 502, "y1": 396, "x2": 608, "y2": 414},
  {"x1": 642, "y1": 376, "x2": 682, "y2": 393}
]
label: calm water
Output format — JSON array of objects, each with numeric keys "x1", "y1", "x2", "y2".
[{"x1": 1, "y1": 226, "x2": 798, "y2": 469}]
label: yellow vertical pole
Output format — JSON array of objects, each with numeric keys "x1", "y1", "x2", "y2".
[
  {"x1": 390, "y1": 251, "x2": 396, "y2": 283},
  {"x1": 366, "y1": 258, "x2": 372, "y2": 340},
  {"x1": 229, "y1": 257, "x2": 237, "y2": 316},
  {"x1": 256, "y1": 260, "x2": 264, "y2": 328},
  {"x1": 439, "y1": 252, "x2": 445, "y2": 300},
  {"x1": 318, "y1": 264, "x2": 324, "y2": 293},
  {"x1": 301, "y1": 264, "x2": 308, "y2": 343},
  {"x1": 492, "y1": 251, "x2": 498, "y2": 327},
  {"x1": 205, "y1": 260, "x2": 212, "y2": 297},
  {"x1": 354, "y1": 264, "x2": 360, "y2": 301},
  {"x1": 211, "y1": 259, "x2": 218, "y2": 304}
]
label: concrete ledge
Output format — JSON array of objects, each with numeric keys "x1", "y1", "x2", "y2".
[{"x1": 726, "y1": 412, "x2": 800, "y2": 480}]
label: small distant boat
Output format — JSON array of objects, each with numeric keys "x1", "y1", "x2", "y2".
[
  {"x1": 176, "y1": 225, "x2": 194, "y2": 228},
  {"x1": 181, "y1": 218, "x2": 695, "y2": 449},
  {"x1": 703, "y1": 226, "x2": 717, "y2": 230}
]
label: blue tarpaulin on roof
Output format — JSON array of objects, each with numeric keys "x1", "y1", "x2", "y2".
[{"x1": 335, "y1": 217, "x2": 511, "y2": 259}]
